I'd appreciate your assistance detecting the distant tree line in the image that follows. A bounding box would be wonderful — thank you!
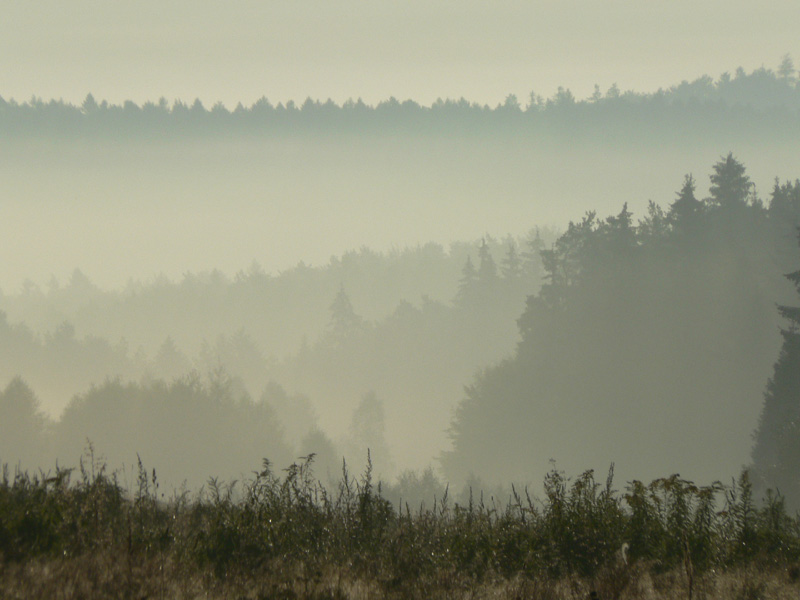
[1,59,799,139]
[0,234,547,454]
[0,368,405,492]
[0,232,549,486]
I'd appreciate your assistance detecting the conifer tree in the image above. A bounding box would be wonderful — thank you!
[602,202,637,254]
[708,153,751,210]
[668,174,704,233]
[752,229,800,503]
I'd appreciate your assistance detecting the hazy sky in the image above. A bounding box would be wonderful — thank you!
[2,0,800,292]
[2,0,798,108]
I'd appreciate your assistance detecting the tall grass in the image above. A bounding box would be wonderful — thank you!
[2,453,800,598]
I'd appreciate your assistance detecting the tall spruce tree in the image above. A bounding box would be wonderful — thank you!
[752,229,800,504]
[708,153,752,210]
[669,174,705,234]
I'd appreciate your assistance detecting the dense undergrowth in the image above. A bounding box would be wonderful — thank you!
[2,451,800,599]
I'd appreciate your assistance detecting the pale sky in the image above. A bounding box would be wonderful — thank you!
[2,0,800,292]
[2,0,798,108]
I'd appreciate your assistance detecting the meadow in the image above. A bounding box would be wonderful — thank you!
[2,451,799,599]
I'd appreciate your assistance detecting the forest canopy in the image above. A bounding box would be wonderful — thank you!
[1,59,799,139]
[444,155,800,501]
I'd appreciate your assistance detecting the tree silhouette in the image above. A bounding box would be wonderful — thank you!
[752,229,800,503]
[446,159,796,486]
[708,153,752,210]
[600,203,637,256]
[668,174,705,235]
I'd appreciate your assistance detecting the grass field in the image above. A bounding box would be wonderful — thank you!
[2,451,799,599]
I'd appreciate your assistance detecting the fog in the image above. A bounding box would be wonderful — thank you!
[2,135,797,292]
[2,59,800,506]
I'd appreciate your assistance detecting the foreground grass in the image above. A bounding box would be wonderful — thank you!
[2,452,800,599]
[2,559,800,599]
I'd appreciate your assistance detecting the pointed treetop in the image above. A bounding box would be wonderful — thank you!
[603,203,637,251]
[82,93,98,114]
[678,173,697,200]
[669,173,704,228]
[709,153,751,209]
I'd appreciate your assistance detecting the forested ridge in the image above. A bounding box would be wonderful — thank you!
[2,59,799,139]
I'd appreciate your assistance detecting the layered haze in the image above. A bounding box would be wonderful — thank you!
[3,136,798,291]
[2,1,800,503]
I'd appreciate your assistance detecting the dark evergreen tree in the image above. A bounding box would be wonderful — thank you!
[668,174,705,234]
[708,153,752,210]
[752,230,800,504]
[600,202,637,255]
[533,212,598,313]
